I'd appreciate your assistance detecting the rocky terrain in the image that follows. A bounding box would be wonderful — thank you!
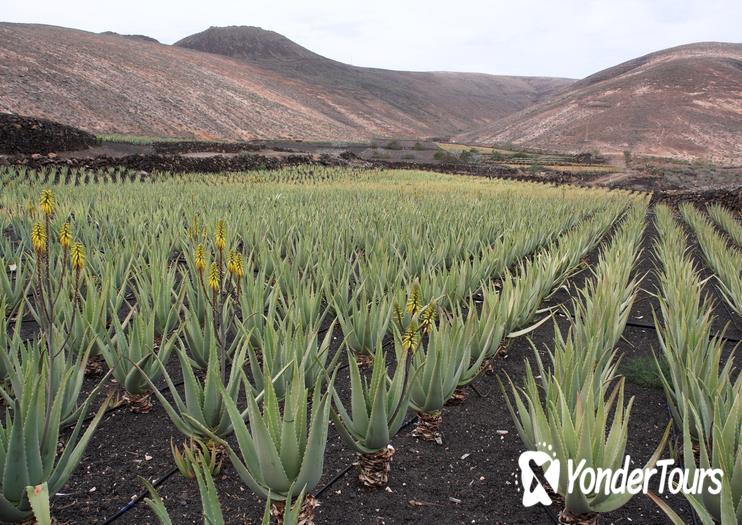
[0,23,571,141]
[457,43,742,165]
[0,113,97,154]
[1,23,739,166]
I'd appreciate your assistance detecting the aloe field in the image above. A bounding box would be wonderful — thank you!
[0,165,739,525]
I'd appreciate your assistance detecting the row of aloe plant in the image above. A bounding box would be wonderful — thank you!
[649,204,741,525]
[680,203,742,316]
[706,203,742,248]
[502,201,681,525]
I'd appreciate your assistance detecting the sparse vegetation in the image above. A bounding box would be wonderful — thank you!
[97,133,192,144]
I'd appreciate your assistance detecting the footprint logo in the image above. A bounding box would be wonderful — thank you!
[518,443,560,507]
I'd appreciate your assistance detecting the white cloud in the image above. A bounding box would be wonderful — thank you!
[2,0,740,77]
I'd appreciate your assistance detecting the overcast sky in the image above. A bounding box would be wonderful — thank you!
[3,0,740,78]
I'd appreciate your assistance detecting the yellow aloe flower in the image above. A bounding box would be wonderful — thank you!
[419,303,437,334]
[31,222,46,255]
[226,251,237,276]
[406,281,422,315]
[234,253,245,279]
[215,220,226,252]
[71,242,86,272]
[40,189,55,217]
[59,222,72,249]
[194,244,206,273]
[401,322,420,353]
[208,263,220,292]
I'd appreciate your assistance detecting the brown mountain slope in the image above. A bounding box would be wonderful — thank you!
[175,26,572,133]
[0,23,572,141]
[457,43,742,165]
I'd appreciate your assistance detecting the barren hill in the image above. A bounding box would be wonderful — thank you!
[175,26,572,131]
[0,23,571,141]
[457,43,742,165]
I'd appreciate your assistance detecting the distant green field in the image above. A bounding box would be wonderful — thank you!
[504,163,617,173]
[97,133,192,144]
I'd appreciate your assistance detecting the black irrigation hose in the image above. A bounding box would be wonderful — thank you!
[314,464,355,499]
[539,502,560,524]
[315,416,418,499]
[556,310,741,345]
[624,320,742,344]
[100,466,179,525]
[102,414,420,523]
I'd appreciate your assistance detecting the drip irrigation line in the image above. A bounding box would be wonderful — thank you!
[314,415,418,499]
[100,466,179,525]
[468,382,486,398]
[624,320,741,344]
[717,297,741,336]
[103,413,420,524]
[314,464,355,499]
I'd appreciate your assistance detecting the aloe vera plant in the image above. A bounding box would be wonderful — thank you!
[98,310,176,411]
[149,328,249,442]
[406,323,471,443]
[209,368,334,522]
[681,203,742,316]
[134,256,185,338]
[0,369,109,522]
[649,205,742,525]
[331,345,412,487]
[61,275,120,358]
[182,307,241,370]
[263,487,307,525]
[506,373,670,524]
[707,203,742,247]
[0,254,27,317]
[170,437,223,479]
[238,269,280,348]
[453,303,499,388]
[0,331,98,426]
[247,321,334,399]
[334,286,392,358]
[0,301,22,381]
[280,282,328,333]
[652,394,742,525]
[142,454,225,525]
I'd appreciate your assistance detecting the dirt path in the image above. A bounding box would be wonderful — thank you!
[590,169,634,186]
